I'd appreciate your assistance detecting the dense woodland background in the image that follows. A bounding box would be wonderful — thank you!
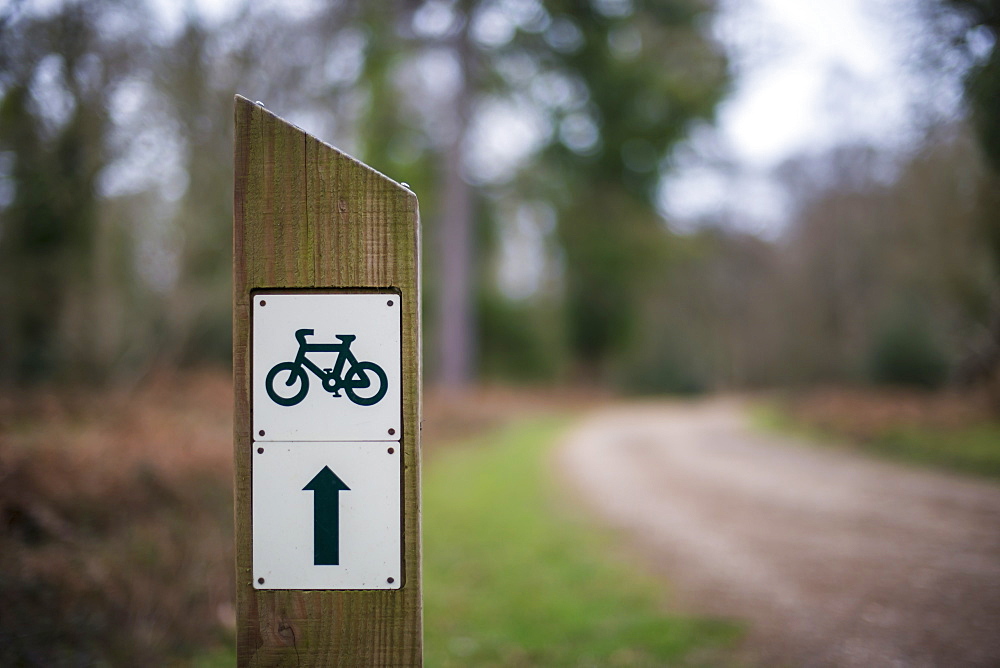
[1,0,999,399]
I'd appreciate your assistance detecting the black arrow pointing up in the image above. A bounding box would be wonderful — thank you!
[303,466,350,565]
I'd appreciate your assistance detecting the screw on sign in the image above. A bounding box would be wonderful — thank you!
[265,328,388,407]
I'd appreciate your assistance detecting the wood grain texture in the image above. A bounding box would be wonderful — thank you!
[233,95,422,666]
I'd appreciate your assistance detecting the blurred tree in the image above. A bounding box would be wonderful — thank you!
[939,0,1000,169]
[505,0,729,380]
[923,1,1000,399]
[774,132,993,387]
[0,0,151,382]
[318,0,729,386]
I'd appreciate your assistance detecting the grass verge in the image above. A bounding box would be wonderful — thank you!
[751,401,1000,480]
[423,417,740,667]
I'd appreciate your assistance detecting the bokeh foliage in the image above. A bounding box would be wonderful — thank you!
[0,0,729,388]
[0,0,998,395]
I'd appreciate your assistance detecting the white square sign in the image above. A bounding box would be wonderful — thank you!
[253,442,402,590]
[253,293,401,442]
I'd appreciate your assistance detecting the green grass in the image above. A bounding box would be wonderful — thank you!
[184,646,235,667]
[423,417,740,667]
[748,403,821,441]
[863,423,1000,479]
[751,403,1000,480]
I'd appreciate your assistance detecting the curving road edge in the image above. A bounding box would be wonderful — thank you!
[556,398,1000,667]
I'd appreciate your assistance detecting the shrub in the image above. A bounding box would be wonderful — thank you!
[868,303,949,388]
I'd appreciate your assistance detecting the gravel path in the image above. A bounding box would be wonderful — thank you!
[556,399,1000,667]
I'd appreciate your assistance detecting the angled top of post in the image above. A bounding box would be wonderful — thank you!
[233,94,421,291]
[234,94,416,199]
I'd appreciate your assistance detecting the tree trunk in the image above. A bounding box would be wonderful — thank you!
[436,35,475,388]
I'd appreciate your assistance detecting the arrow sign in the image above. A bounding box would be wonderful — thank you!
[252,443,401,589]
[303,466,351,565]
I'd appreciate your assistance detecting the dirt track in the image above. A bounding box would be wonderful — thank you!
[557,399,1000,667]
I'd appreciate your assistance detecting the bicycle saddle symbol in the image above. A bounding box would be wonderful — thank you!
[265,329,388,407]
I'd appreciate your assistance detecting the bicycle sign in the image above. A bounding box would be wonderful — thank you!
[253,293,401,442]
[266,329,388,407]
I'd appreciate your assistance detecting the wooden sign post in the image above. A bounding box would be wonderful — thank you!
[233,95,422,666]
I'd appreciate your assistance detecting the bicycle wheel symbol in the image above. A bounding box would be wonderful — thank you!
[342,361,388,406]
[265,362,309,406]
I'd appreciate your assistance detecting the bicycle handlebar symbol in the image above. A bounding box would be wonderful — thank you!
[265,329,388,407]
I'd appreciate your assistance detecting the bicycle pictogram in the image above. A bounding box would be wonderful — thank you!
[265,329,388,407]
